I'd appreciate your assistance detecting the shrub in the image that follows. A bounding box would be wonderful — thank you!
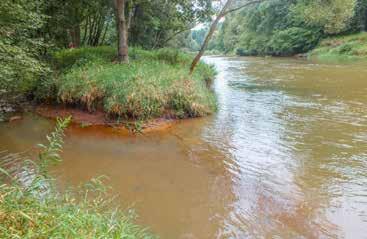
[268,27,321,56]
[310,32,367,59]
[52,46,116,70]
[237,33,270,56]
[0,0,50,97]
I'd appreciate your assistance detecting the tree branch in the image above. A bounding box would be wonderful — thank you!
[160,28,191,47]
[224,0,263,15]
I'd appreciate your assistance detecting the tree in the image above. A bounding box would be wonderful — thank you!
[295,0,357,34]
[41,0,113,48]
[127,0,212,49]
[114,0,129,63]
[190,0,263,74]
[80,0,113,46]
[112,0,213,63]
[0,0,49,96]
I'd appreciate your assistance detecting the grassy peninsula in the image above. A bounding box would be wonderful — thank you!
[36,47,216,121]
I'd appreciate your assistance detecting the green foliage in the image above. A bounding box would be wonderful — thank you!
[37,47,216,120]
[0,0,50,96]
[128,0,213,49]
[292,0,357,34]
[311,32,367,59]
[43,0,114,47]
[52,46,116,70]
[0,118,155,238]
[37,117,71,177]
[0,179,155,238]
[209,0,367,56]
[268,27,320,56]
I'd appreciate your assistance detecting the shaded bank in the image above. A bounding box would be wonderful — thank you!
[36,105,177,134]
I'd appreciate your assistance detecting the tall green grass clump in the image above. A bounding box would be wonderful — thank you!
[310,32,367,60]
[0,118,155,239]
[38,47,216,120]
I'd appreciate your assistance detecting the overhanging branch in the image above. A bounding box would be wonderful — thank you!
[223,0,264,15]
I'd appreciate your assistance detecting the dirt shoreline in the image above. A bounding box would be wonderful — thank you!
[36,105,177,134]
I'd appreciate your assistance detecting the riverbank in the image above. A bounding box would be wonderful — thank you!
[223,32,367,62]
[309,32,367,61]
[35,47,216,124]
[36,105,176,134]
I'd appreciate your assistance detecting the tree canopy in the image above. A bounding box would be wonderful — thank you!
[196,0,367,56]
[0,0,213,94]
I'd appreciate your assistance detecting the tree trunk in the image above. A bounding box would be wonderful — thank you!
[189,0,233,74]
[114,0,129,63]
[81,17,89,45]
[189,0,263,74]
[101,22,110,45]
[70,25,81,48]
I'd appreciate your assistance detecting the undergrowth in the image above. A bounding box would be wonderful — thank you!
[37,47,216,120]
[0,118,155,239]
[310,32,367,60]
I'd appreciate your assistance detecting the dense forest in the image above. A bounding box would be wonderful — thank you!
[188,0,367,56]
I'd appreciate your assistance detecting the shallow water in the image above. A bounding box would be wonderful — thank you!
[1,56,367,238]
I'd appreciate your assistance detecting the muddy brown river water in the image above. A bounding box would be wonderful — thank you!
[1,56,367,238]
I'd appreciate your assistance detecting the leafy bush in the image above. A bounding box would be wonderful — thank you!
[52,46,116,70]
[0,0,49,96]
[0,118,155,238]
[237,33,271,56]
[234,28,320,56]
[310,32,367,59]
[268,27,320,56]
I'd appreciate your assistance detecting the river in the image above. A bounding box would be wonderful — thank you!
[1,56,367,238]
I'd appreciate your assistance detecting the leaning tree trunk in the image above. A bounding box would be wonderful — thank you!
[189,0,233,74]
[114,0,129,63]
[190,0,263,74]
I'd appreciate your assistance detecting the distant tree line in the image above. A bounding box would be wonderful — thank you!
[187,0,367,56]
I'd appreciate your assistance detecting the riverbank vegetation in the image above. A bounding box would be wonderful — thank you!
[40,47,216,120]
[186,0,367,58]
[310,32,367,60]
[0,118,155,238]
[0,0,216,122]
